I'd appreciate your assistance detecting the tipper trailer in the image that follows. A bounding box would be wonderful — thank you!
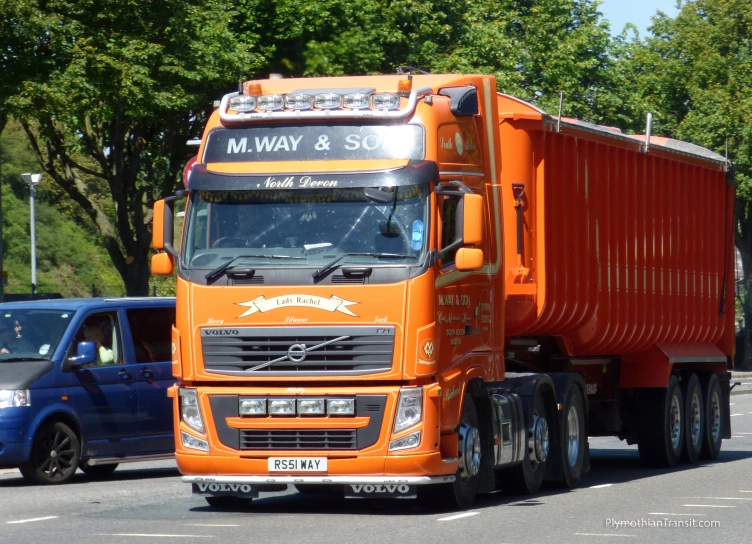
[152,74,735,509]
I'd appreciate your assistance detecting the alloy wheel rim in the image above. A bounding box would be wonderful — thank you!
[36,430,75,480]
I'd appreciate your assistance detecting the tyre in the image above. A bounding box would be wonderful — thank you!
[19,421,81,485]
[700,374,723,460]
[501,388,551,495]
[637,375,683,468]
[205,496,252,508]
[437,395,481,509]
[560,384,587,488]
[80,463,119,477]
[681,374,703,464]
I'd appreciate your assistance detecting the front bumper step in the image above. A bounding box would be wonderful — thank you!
[183,474,455,485]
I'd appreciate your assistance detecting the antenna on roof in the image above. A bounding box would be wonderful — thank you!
[644,112,653,153]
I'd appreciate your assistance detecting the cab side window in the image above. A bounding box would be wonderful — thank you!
[126,307,175,363]
[66,312,123,367]
[440,197,459,267]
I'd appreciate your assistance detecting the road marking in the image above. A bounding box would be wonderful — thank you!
[185,524,240,527]
[589,484,614,489]
[693,497,752,501]
[649,513,705,516]
[732,436,745,438]
[437,511,480,521]
[730,413,743,417]
[682,504,736,508]
[735,432,752,435]
[98,535,214,539]
[7,516,58,524]
[574,533,635,538]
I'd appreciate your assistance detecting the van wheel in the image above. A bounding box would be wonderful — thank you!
[700,374,723,460]
[502,388,551,495]
[80,463,119,477]
[205,496,252,508]
[437,395,481,509]
[19,421,81,485]
[560,384,586,488]
[638,375,683,467]
[681,374,703,464]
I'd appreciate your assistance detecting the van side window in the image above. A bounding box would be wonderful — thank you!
[126,308,176,363]
[66,312,123,366]
[440,197,459,266]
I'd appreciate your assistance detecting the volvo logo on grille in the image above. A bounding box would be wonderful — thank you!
[203,329,239,336]
[287,343,307,363]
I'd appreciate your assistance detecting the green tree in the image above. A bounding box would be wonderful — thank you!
[613,0,751,367]
[6,0,262,295]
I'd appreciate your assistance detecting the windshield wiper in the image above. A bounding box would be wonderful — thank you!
[312,252,412,281]
[205,254,303,283]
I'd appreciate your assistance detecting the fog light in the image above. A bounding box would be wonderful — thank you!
[297,398,326,415]
[229,95,257,112]
[181,431,209,451]
[344,93,371,109]
[371,93,401,110]
[327,398,355,416]
[257,95,284,111]
[284,94,314,110]
[269,399,296,415]
[389,431,421,451]
[239,398,266,416]
[315,93,343,109]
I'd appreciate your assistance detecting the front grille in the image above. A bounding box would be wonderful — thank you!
[201,326,395,375]
[240,429,357,450]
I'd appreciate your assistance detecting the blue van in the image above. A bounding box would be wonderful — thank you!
[0,297,176,484]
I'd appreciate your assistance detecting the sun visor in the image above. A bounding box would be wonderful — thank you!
[187,161,439,191]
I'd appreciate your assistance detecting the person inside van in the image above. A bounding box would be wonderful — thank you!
[0,318,34,354]
[84,323,115,365]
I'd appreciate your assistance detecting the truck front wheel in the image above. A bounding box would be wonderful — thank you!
[560,384,586,488]
[437,395,481,509]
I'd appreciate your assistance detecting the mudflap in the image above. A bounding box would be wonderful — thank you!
[192,482,259,500]
[344,483,417,499]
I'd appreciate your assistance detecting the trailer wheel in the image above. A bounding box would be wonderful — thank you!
[560,384,586,488]
[681,374,703,464]
[502,389,550,495]
[438,395,481,509]
[638,375,683,467]
[699,374,723,460]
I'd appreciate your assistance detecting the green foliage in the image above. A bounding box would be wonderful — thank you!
[0,121,124,296]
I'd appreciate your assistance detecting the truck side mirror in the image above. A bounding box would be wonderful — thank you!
[460,193,483,246]
[152,252,174,276]
[455,248,483,271]
[152,192,185,257]
[66,341,96,369]
[435,181,484,264]
[153,199,167,250]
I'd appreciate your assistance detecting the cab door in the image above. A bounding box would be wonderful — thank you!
[63,310,139,458]
[123,305,176,455]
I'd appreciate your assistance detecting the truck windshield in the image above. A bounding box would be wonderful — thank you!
[182,184,429,269]
[0,309,75,361]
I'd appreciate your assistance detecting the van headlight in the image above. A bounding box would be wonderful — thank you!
[393,387,422,433]
[0,390,30,409]
[179,388,204,433]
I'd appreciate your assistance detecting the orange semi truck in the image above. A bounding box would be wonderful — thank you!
[152,74,735,509]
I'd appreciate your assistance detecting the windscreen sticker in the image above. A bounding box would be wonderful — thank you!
[237,295,359,318]
[412,220,425,250]
[39,344,50,355]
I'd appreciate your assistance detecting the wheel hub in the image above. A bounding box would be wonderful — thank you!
[458,423,481,480]
[531,414,549,464]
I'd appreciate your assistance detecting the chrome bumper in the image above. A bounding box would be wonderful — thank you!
[183,474,455,485]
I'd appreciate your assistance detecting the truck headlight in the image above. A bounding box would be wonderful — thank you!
[327,398,355,416]
[179,388,204,433]
[393,387,422,433]
[0,390,30,409]
[297,398,325,415]
[239,398,267,416]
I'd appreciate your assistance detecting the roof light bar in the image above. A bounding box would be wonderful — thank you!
[218,86,433,123]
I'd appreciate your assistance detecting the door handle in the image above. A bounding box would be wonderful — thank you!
[140,368,154,379]
[119,370,132,380]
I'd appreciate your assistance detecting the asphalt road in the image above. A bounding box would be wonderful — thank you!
[2,393,752,544]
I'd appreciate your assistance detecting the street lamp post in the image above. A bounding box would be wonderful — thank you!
[21,173,41,295]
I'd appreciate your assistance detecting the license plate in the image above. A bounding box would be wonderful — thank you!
[268,457,328,472]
